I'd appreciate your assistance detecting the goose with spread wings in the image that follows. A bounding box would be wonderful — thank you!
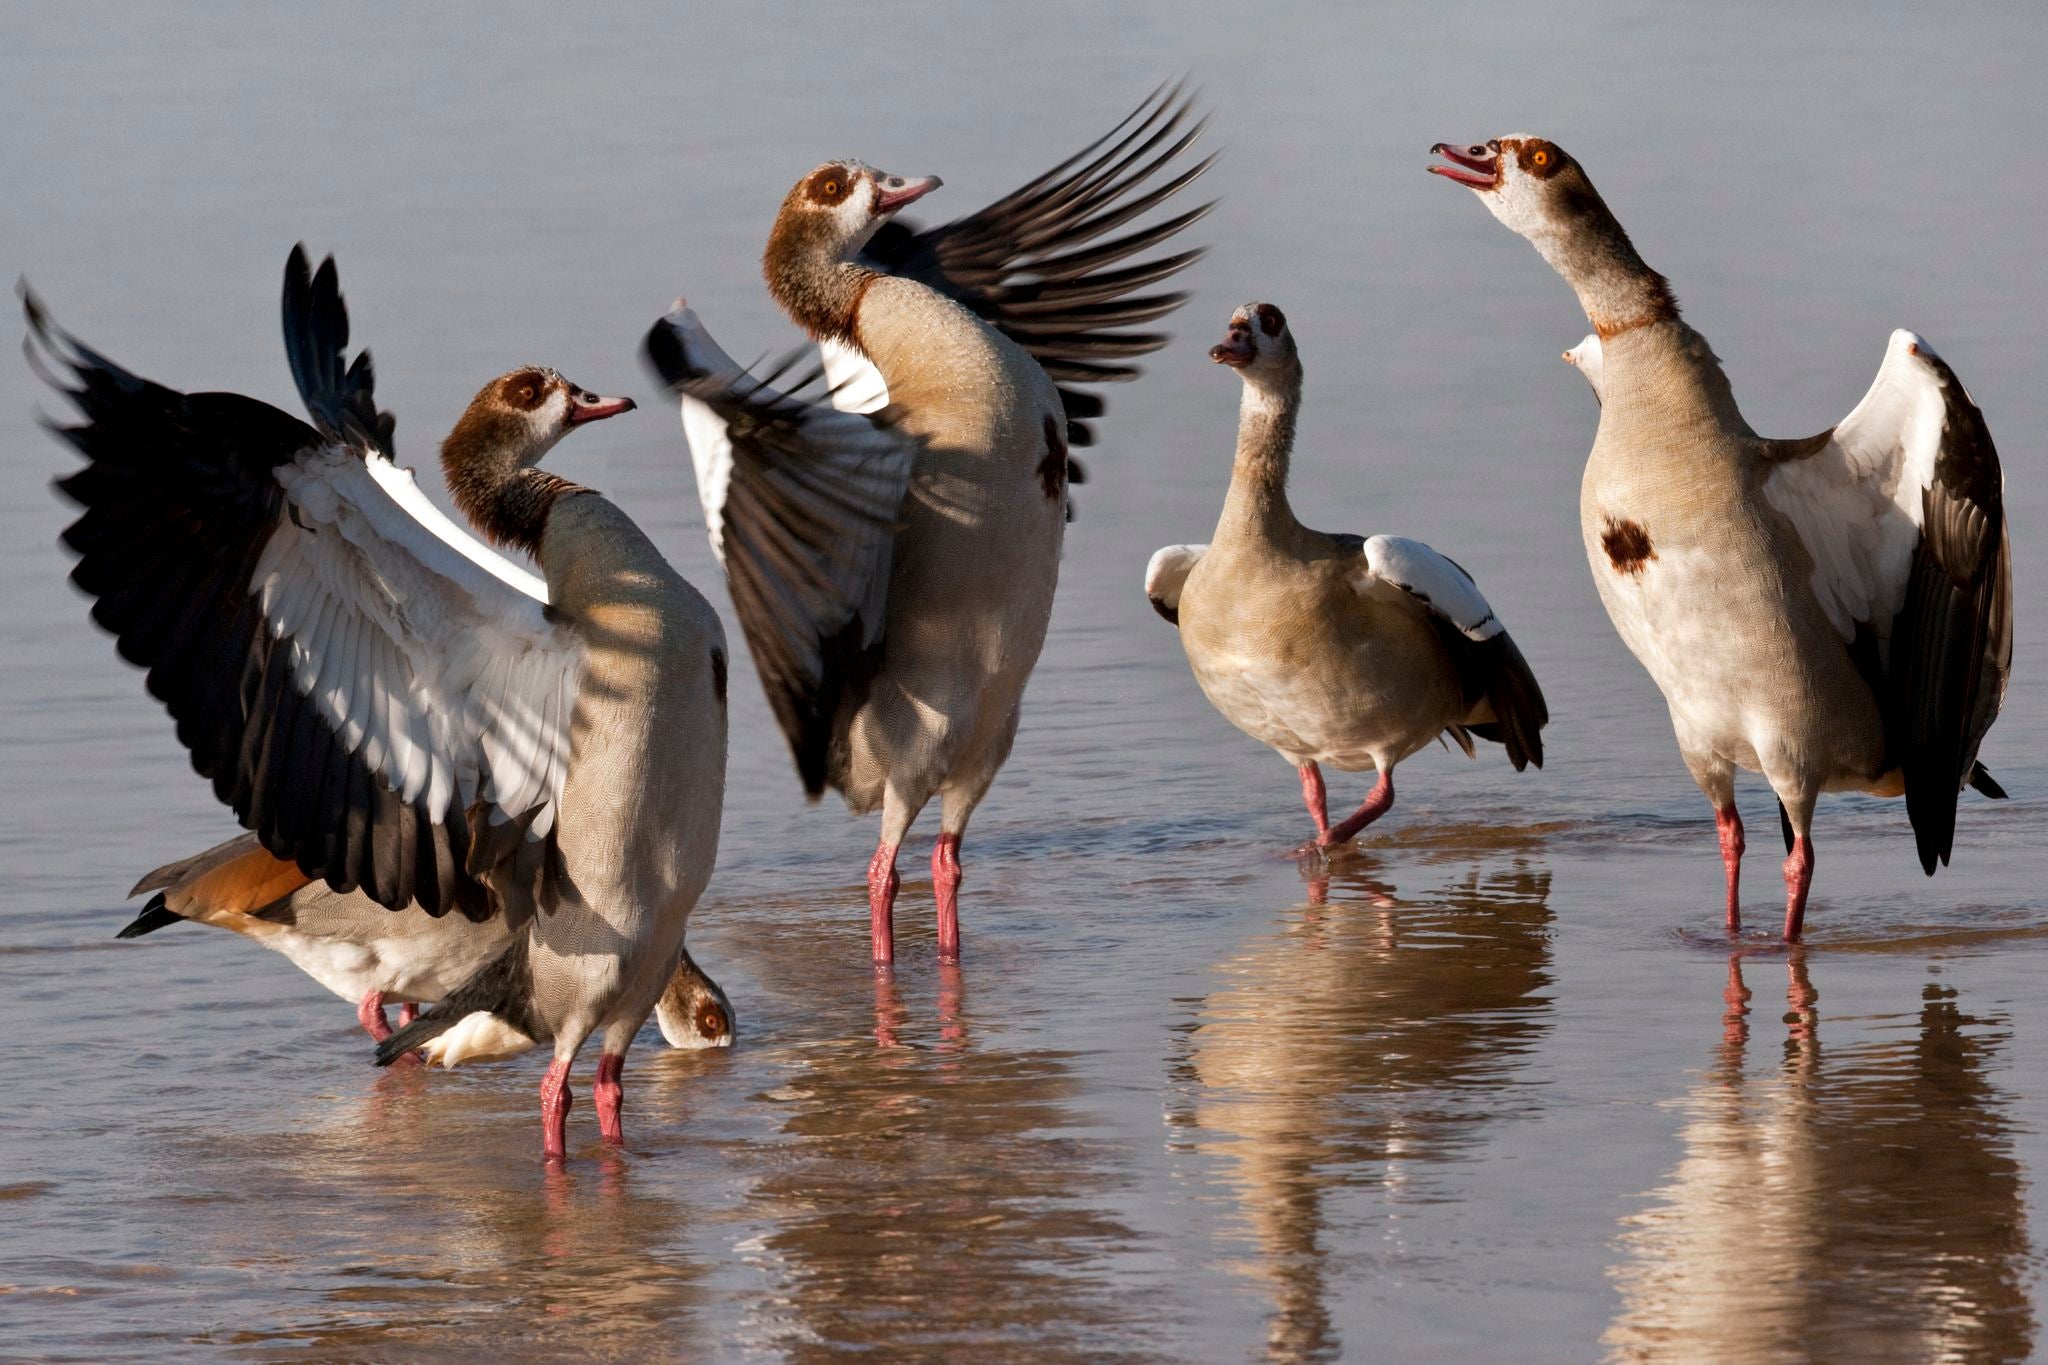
[646,86,1212,966]
[1149,303,1548,851]
[1432,135,2010,939]
[35,247,727,1160]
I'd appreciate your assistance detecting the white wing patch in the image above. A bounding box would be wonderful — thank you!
[1759,329,1946,646]
[1563,333,1604,401]
[262,444,582,842]
[363,455,547,602]
[819,335,890,415]
[1358,535,1503,641]
[1144,543,1206,615]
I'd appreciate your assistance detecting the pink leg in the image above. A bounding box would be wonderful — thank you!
[356,989,393,1042]
[1298,763,1330,840]
[541,1058,573,1162]
[1715,806,1745,934]
[933,834,963,963]
[868,842,900,966]
[397,1002,420,1027]
[593,1052,625,1145]
[1782,834,1815,942]
[1323,772,1394,846]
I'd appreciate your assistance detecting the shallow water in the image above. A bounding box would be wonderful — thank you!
[3,3,2046,1361]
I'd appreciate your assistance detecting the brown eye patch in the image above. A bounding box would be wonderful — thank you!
[805,165,852,205]
[497,368,549,410]
[1254,303,1287,337]
[1517,140,1566,178]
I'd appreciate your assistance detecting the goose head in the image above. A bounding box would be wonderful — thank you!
[1563,333,1605,403]
[1210,301,1300,388]
[1428,136,1595,241]
[441,367,635,543]
[654,949,737,1050]
[763,162,941,325]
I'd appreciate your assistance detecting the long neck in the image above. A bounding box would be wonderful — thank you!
[444,445,583,560]
[763,225,874,346]
[1527,195,1678,340]
[1215,370,1302,542]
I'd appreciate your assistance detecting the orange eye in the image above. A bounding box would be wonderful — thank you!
[519,385,536,403]
[1532,150,1550,167]
[822,179,839,196]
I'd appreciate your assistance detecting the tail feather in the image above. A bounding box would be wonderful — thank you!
[1968,760,2007,800]
[373,936,538,1066]
[115,896,186,939]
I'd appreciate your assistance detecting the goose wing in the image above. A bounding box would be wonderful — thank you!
[1143,543,1207,624]
[1760,329,2011,870]
[37,246,583,921]
[645,306,916,797]
[858,81,1215,455]
[1347,534,1548,771]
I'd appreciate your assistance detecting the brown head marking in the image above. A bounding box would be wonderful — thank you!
[1254,303,1287,337]
[1602,517,1656,575]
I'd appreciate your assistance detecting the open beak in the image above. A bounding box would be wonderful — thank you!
[872,172,942,214]
[1209,323,1256,368]
[565,390,637,425]
[1430,142,1501,190]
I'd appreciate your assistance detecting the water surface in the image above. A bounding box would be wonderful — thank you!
[3,3,2045,1360]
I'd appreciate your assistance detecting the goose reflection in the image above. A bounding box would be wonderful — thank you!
[1605,952,2035,1363]
[152,1072,715,1357]
[729,901,1148,1360]
[1175,857,1555,1361]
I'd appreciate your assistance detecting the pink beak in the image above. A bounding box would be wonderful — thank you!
[565,391,636,425]
[872,173,942,214]
[1429,142,1501,190]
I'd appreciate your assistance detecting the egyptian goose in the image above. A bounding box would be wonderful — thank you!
[34,246,728,1159]
[1147,303,1548,849]
[1431,137,2012,938]
[121,831,734,1051]
[647,87,1212,966]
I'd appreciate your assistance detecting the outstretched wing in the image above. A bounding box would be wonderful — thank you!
[858,81,1215,454]
[35,246,583,920]
[646,306,917,797]
[1760,329,2011,871]
[1350,534,1548,771]
[1143,543,1206,624]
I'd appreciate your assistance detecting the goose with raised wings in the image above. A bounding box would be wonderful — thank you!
[1431,137,2011,939]
[647,87,1211,966]
[35,247,727,1158]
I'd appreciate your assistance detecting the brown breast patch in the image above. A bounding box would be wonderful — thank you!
[1601,517,1656,575]
[1038,415,1068,502]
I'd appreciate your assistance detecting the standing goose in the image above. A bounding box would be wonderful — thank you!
[647,88,1212,966]
[120,831,735,1051]
[1147,303,1547,848]
[1430,137,2011,938]
[34,247,727,1158]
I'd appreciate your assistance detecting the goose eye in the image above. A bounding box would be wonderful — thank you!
[1532,150,1550,168]
[520,385,537,403]
[822,179,839,197]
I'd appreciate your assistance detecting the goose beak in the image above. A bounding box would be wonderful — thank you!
[872,173,942,214]
[566,390,637,425]
[1209,324,1256,369]
[1430,142,1501,190]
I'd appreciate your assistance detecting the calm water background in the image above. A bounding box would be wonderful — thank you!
[3,3,2045,1361]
